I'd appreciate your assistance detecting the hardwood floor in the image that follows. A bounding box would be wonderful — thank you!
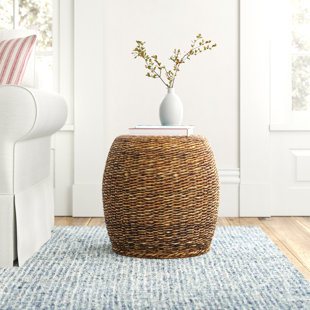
[55,216,310,281]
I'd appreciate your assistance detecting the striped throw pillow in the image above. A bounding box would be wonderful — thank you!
[0,35,36,85]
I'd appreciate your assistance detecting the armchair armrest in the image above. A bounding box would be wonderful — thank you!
[0,85,67,194]
[0,85,67,141]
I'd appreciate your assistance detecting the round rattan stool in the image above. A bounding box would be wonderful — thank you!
[102,135,219,259]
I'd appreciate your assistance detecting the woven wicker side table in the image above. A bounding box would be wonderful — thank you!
[102,135,219,259]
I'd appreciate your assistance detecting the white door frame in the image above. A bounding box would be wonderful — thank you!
[72,0,105,217]
[239,0,271,217]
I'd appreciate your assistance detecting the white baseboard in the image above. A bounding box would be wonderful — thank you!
[240,183,271,217]
[218,169,240,217]
[218,169,240,184]
[219,183,239,217]
[72,184,104,217]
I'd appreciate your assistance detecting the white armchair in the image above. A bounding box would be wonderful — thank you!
[0,30,67,267]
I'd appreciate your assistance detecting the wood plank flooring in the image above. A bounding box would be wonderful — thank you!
[55,216,310,281]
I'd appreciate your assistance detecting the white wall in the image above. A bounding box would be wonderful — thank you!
[239,0,272,217]
[70,0,240,216]
[100,0,240,216]
[101,0,239,170]
[73,0,105,216]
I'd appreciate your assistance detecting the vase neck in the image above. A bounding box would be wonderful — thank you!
[167,87,175,94]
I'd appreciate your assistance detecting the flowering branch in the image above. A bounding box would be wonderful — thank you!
[132,34,216,88]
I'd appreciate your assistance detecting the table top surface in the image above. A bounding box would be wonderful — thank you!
[117,134,207,141]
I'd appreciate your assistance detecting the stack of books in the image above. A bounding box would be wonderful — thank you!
[129,125,194,136]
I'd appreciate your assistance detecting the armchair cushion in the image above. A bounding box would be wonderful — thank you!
[0,35,36,85]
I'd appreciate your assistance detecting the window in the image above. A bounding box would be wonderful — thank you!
[292,0,310,111]
[0,0,54,90]
[269,0,310,129]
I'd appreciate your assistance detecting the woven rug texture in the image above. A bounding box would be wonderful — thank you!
[0,226,310,309]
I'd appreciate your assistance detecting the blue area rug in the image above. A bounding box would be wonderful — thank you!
[0,226,310,309]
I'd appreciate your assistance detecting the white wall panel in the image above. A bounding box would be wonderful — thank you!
[53,131,73,216]
[239,0,272,217]
[73,0,105,216]
[58,0,74,125]
[218,169,239,217]
[52,0,74,216]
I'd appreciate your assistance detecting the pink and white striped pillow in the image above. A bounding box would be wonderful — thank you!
[0,35,36,85]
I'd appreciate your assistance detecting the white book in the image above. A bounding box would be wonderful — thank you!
[129,125,194,136]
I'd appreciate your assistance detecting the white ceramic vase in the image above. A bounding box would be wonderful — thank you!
[159,88,183,126]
